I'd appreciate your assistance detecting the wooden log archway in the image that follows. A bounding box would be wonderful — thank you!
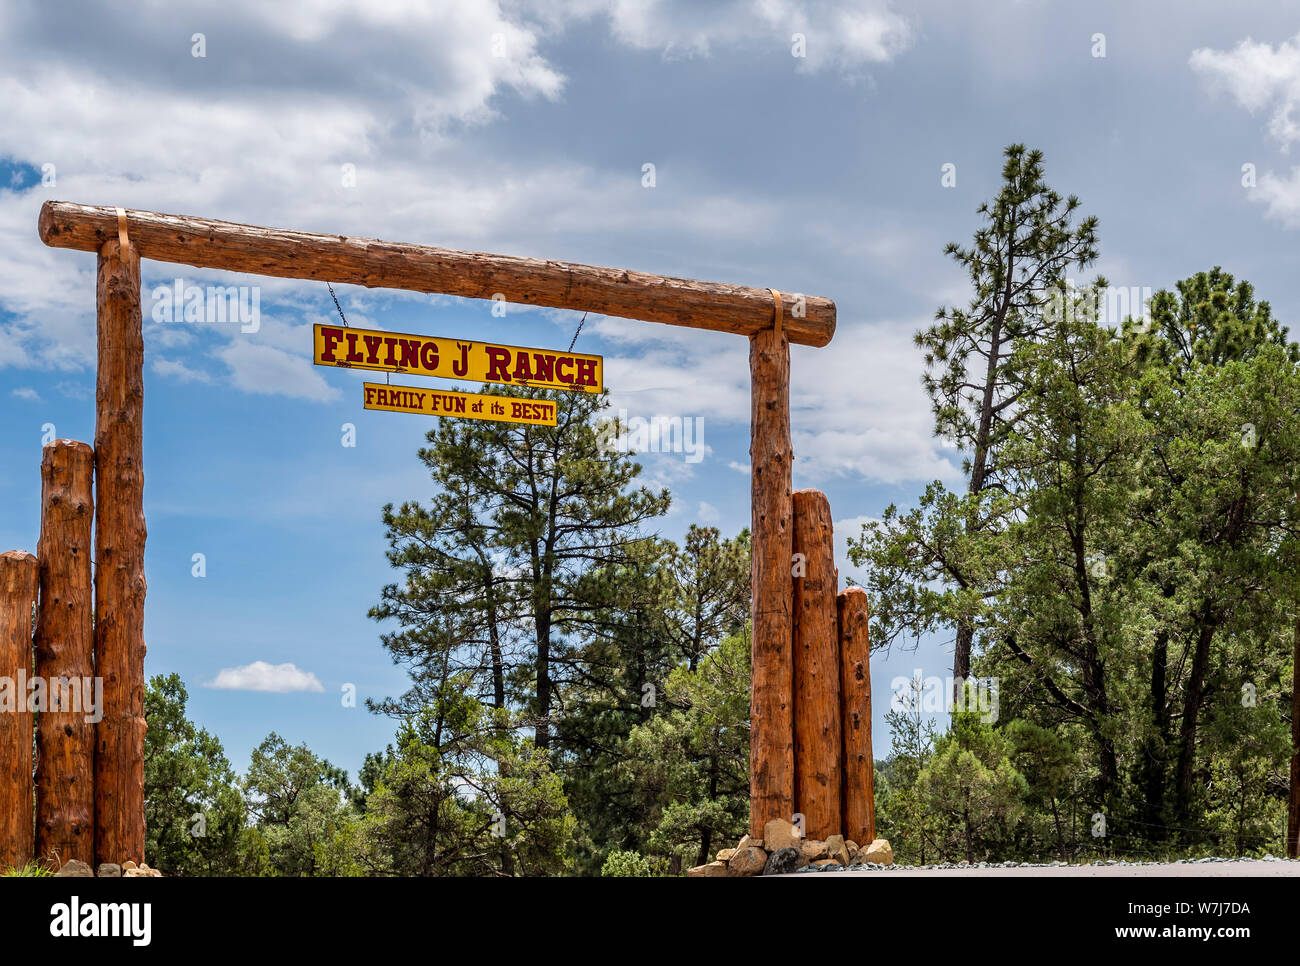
[38,200,838,849]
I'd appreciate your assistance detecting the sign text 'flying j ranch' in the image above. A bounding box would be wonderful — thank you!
[312,323,603,427]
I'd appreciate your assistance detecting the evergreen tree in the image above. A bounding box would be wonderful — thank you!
[143,674,246,876]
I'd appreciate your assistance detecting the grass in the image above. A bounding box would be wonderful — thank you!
[2,861,55,877]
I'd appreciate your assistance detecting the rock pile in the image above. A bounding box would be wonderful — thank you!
[53,859,162,878]
[687,819,893,877]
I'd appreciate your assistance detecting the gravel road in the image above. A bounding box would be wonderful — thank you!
[788,859,1300,877]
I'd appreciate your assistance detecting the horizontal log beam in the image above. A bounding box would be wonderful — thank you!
[38,201,836,347]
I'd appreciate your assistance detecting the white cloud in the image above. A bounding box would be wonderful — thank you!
[599,309,959,485]
[215,341,340,402]
[0,0,920,448]
[1191,33,1300,150]
[1191,34,1300,227]
[1252,166,1300,228]
[10,386,40,401]
[205,661,325,693]
[535,0,912,72]
[151,357,212,384]
[790,319,963,485]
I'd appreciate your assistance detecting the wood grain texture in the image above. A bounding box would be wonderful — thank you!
[748,326,794,837]
[33,441,95,867]
[0,550,39,870]
[94,240,148,867]
[838,586,875,846]
[792,489,840,840]
[39,201,835,347]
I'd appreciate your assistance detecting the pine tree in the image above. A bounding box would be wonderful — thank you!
[914,144,1099,687]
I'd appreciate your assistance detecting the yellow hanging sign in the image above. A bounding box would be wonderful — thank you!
[362,383,559,426]
[314,324,601,393]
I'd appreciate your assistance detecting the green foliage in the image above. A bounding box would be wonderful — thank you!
[143,674,246,875]
[626,629,751,871]
[2,861,54,877]
[600,850,656,877]
[367,382,748,875]
[355,700,573,877]
[240,732,360,877]
[857,145,1300,862]
[916,714,1028,862]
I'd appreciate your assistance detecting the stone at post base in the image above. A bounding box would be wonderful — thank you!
[97,863,122,878]
[799,838,829,862]
[54,859,93,877]
[763,847,806,876]
[728,846,768,876]
[851,838,894,866]
[825,834,851,866]
[763,817,801,853]
[687,860,731,878]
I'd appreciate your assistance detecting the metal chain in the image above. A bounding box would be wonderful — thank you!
[327,282,348,327]
[568,311,587,352]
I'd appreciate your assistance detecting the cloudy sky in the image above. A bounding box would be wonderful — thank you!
[2,0,1299,775]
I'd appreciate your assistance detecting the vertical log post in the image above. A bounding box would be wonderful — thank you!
[838,586,875,845]
[94,237,148,866]
[748,322,794,838]
[791,489,841,839]
[34,441,96,866]
[0,551,39,870]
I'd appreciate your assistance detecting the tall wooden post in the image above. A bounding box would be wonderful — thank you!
[34,441,96,866]
[0,550,39,870]
[748,323,794,838]
[94,237,148,866]
[792,489,840,839]
[838,586,875,845]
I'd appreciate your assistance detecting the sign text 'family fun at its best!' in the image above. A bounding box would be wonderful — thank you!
[362,383,558,426]
[313,324,602,393]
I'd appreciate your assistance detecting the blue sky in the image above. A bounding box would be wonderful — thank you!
[3,0,1300,777]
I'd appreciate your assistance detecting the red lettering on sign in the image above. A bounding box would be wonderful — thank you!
[533,353,555,383]
[486,347,512,382]
[556,358,574,384]
[363,335,383,364]
[514,352,534,382]
[320,326,344,362]
[575,358,597,387]
[420,341,439,371]
[398,339,420,369]
[345,332,364,363]
[383,337,399,367]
